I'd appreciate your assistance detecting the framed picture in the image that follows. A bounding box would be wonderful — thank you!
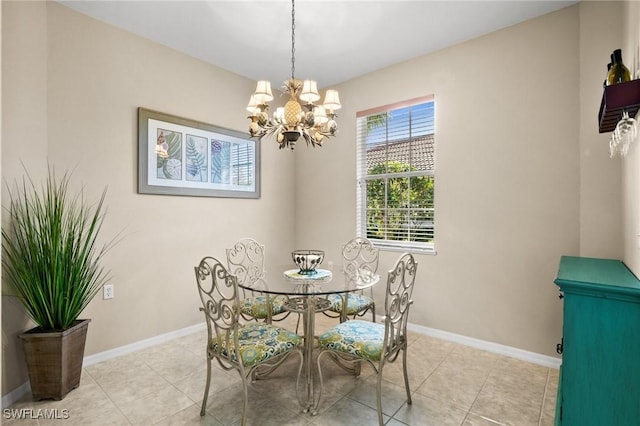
[138,108,260,198]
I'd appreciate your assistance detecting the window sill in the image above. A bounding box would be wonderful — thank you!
[372,242,437,256]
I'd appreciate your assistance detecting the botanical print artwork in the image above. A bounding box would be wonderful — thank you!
[211,140,231,184]
[156,128,183,180]
[140,108,259,198]
[186,134,208,182]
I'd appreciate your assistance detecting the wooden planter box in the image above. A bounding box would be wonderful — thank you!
[19,319,91,400]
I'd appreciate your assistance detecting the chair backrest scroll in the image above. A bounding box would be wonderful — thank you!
[342,237,379,276]
[195,256,239,353]
[226,238,266,286]
[384,253,417,345]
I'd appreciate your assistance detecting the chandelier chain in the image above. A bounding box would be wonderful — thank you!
[291,0,296,80]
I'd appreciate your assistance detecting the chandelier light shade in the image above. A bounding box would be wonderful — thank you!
[246,0,341,150]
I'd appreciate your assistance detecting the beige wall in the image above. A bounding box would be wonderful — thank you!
[580,2,624,258]
[295,2,621,357]
[1,1,296,396]
[1,0,49,398]
[622,1,640,276]
[0,0,631,397]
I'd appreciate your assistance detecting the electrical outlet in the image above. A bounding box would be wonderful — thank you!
[103,284,114,300]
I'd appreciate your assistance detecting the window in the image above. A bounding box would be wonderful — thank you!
[356,96,435,253]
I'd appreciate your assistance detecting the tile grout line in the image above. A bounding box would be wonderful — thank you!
[124,344,198,425]
[84,367,135,425]
[538,368,551,426]
[460,354,506,426]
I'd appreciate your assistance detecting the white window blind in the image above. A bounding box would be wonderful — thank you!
[356,96,435,253]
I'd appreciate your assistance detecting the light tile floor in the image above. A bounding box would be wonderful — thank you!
[5,314,558,425]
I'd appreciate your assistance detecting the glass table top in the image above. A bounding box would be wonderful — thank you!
[238,265,380,296]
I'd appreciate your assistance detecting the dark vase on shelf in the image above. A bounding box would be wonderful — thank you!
[607,49,631,85]
[603,62,612,88]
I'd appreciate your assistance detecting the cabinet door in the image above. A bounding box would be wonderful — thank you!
[561,292,640,425]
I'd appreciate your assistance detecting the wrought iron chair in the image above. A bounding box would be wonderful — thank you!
[195,256,303,425]
[324,237,379,322]
[226,238,290,324]
[314,253,417,425]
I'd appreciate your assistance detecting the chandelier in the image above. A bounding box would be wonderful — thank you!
[246,0,341,150]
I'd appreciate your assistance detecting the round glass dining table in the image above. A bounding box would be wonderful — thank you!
[237,266,380,414]
[243,267,378,295]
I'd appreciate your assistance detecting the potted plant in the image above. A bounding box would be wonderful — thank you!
[2,168,114,400]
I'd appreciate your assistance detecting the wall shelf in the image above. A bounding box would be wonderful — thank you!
[598,79,640,133]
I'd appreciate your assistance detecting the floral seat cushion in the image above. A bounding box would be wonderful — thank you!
[318,319,384,362]
[240,294,288,319]
[210,323,302,367]
[326,293,374,315]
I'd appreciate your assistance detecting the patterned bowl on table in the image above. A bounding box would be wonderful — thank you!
[291,250,324,275]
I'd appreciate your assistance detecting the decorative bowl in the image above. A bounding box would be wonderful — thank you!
[291,250,324,275]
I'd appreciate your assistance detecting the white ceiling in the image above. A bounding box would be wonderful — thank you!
[58,0,578,88]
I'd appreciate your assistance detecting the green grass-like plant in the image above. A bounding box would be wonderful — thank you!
[2,168,113,331]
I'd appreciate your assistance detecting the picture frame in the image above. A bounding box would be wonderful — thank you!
[137,107,260,199]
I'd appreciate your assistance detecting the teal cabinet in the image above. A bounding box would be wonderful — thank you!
[554,256,640,426]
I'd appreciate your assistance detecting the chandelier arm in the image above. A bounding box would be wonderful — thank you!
[301,132,322,148]
[259,123,285,140]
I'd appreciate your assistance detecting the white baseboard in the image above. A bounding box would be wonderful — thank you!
[82,322,206,367]
[3,320,561,408]
[1,381,30,410]
[408,323,562,369]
